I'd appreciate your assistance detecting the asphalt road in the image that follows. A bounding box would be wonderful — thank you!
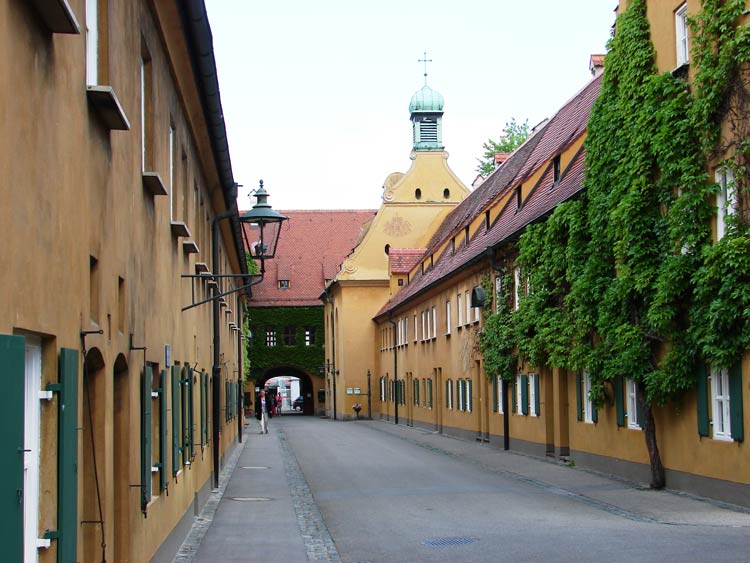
[280,416,750,563]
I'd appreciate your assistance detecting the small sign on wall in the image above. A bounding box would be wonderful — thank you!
[165,344,171,367]
[346,388,353,395]
[354,388,361,394]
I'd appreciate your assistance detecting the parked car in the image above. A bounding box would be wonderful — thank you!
[293,396,304,411]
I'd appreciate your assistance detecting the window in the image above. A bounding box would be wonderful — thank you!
[427,379,433,409]
[494,276,503,313]
[513,266,522,311]
[265,327,277,347]
[496,376,504,414]
[716,167,736,240]
[457,293,463,326]
[380,377,386,402]
[85,0,99,85]
[89,255,99,324]
[398,278,404,286]
[140,51,153,172]
[414,379,420,406]
[515,186,523,209]
[282,326,296,346]
[304,327,315,346]
[711,367,732,441]
[675,3,689,67]
[446,379,453,409]
[466,379,473,412]
[421,311,426,341]
[465,291,471,326]
[529,373,538,416]
[413,315,418,343]
[457,379,465,411]
[626,379,641,429]
[405,317,409,343]
[432,306,437,339]
[279,279,290,289]
[516,374,524,415]
[445,301,451,335]
[583,372,594,423]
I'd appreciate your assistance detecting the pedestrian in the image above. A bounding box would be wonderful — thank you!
[276,393,282,415]
[255,389,272,434]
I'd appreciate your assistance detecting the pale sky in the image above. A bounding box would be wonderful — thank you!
[205,1,616,211]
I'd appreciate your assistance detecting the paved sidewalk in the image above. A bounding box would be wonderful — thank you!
[173,417,340,563]
[365,419,750,527]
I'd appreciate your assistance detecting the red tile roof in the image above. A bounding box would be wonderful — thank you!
[242,210,376,307]
[375,75,602,319]
[389,248,426,274]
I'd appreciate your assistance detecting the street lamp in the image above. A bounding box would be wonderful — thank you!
[183,180,287,487]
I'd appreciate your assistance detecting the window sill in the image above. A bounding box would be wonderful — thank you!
[142,171,168,196]
[170,221,191,238]
[30,0,81,33]
[712,434,734,442]
[87,85,130,130]
[183,240,200,254]
[672,62,690,79]
[195,262,210,274]
[627,424,642,431]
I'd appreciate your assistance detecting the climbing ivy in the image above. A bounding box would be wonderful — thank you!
[480,0,750,489]
[478,270,517,382]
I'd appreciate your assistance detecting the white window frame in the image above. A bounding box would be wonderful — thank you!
[404,317,409,344]
[495,276,503,312]
[516,374,523,414]
[458,379,465,411]
[420,311,426,341]
[447,379,453,409]
[457,293,463,327]
[380,377,385,402]
[675,3,689,67]
[496,376,504,414]
[85,0,99,85]
[583,371,594,424]
[716,167,736,241]
[445,300,451,335]
[529,373,538,417]
[24,337,43,561]
[465,290,471,326]
[432,306,437,339]
[711,367,732,441]
[413,314,418,343]
[467,379,473,412]
[626,378,641,430]
[513,266,522,311]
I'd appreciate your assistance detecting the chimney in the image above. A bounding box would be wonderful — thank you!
[494,152,510,167]
[590,54,605,77]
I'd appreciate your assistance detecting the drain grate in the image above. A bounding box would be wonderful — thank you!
[422,536,479,547]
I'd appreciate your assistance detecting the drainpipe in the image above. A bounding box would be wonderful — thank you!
[237,299,243,444]
[388,313,398,425]
[485,247,510,451]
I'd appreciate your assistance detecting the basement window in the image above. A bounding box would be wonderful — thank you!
[278,280,290,289]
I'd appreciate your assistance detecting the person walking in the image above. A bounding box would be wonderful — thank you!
[255,389,272,434]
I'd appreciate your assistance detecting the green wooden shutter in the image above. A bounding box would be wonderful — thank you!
[636,384,645,428]
[492,376,498,413]
[57,348,79,563]
[141,366,153,513]
[533,374,541,415]
[521,374,529,415]
[171,365,181,476]
[445,381,450,408]
[512,377,517,413]
[729,361,744,442]
[0,335,25,563]
[187,368,195,461]
[696,363,709,437]
[200,372,206,447]
[615,375,625,427]
[182,366,190,465]
[225,380,229,422]
[576,373,583,421]
[159,369,167,492]
[428,379,433,408]
[592,400,598,424]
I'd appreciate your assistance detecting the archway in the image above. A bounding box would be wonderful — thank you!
[112,354,130,563]
[255,366,317,416]
[81,347,106,563]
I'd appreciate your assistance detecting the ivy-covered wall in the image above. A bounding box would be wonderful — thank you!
[246,306,325,381]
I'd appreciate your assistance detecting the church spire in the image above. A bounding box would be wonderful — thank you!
[409,53,444,151]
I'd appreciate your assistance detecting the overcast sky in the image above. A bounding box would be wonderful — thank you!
[205,1,616,211]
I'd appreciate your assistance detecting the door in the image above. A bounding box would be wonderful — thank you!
[24,337,42,563]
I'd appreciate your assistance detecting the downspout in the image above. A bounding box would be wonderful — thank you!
[486,247,510,451]
[388,312,398,425]
[322,288,337,420]
[237,296,243,444]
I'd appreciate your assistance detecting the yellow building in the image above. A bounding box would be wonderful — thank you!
[322,79,470,420]
[367,0,750,508]
[1,1,247,561]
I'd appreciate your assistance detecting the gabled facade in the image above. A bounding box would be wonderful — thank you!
[322,81,471,420]
[1,2,246,561]
[244,210,376,415]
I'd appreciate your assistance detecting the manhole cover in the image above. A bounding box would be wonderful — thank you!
[422,536,479,547]
[230,497,272,502]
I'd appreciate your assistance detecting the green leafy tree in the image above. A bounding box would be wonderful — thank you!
[476,118,530,176]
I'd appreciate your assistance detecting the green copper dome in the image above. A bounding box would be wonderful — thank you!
[409,84,444,113]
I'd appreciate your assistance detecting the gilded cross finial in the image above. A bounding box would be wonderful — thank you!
[418,51,432,83]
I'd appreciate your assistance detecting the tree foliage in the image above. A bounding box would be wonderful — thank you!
[476,118,530,176]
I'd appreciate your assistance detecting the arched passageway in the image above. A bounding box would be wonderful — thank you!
[253,366,318,416]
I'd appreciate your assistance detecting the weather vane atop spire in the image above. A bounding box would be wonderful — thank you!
[418,51,432,83]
